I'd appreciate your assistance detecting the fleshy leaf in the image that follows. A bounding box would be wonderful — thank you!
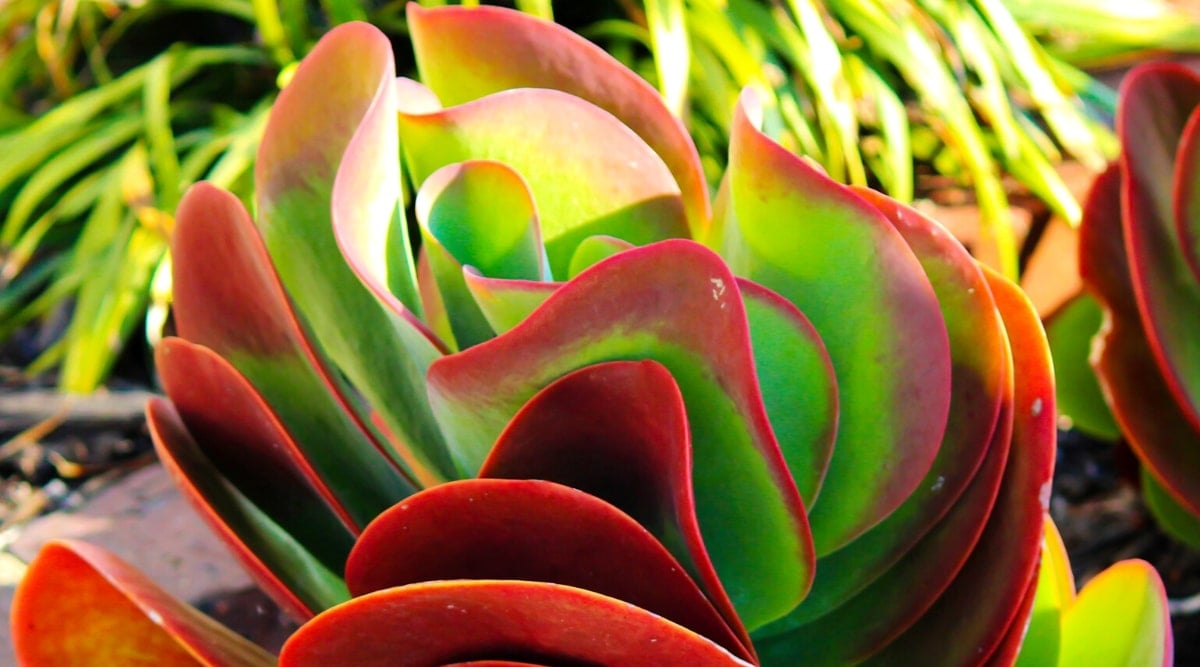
[397,85,689,279]
[406,3,710,236]
[12,540,276,667]
[463,269,558,335]
[859,266,1055,665]
[279,581,752,667]
[148,398,351,618]
[754,381,1011,665]
[1176,104,1200,284]
[478,361,749,654]
[428,239,813,630]
[155,338,356,567]
[1059,560,1172,667]
[568,235,635,279]
[329,34,423,322]
[1045,292,1121,440]
[255,21,455,480]
[1082,163,1200,515]
[172,184,416,524]
[1119,63,1200,430]
[1142,465,1200,550]
[738,279,837,506]
[721,88,951,554]
[761,191,1011,631]
[415,160,547,349]
[986,574,1041,667]
[345,477,750,662]
[1013,516,1075,667]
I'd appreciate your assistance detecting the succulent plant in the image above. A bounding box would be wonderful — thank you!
[12,5,1172,666]
[1065,63,1200,537]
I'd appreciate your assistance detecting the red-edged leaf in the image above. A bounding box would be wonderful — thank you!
[462,269,558,335]
[860,266,1055,665]
[414,160,547,349]
[721,88,951,555]
[12,540,275,666]
[279,581,752,667]
[172,184,415,524]
[255,21,454,481]
[1082,163,1200,515]
[345,477,751,662]
[477,361,750,656]
[1119,63,1200,430]
[983,573,1040,666]
[396,85,688,279]
[754,383,1011,664]
[148,398,349,619]
[1059,560,1173,667]
[155,338,356,561]
[1176,105,1200,284]
[406,3,710,237]
[773,190,1009,625]
[738,278,837,506]
[328,30,423,326]
[428,239,813,630]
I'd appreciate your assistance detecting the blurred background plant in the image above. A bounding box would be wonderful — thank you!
[3,0,1200,394]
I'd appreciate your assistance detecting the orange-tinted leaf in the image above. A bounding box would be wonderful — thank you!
[12,540,275,666]
[279,581,752,667]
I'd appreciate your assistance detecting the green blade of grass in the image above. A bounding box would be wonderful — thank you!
[644,0,689,117]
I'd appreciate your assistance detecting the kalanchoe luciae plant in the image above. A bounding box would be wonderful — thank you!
[1063,62,1200,543]
[12,5,1172,666]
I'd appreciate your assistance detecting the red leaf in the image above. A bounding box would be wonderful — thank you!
[12,540,275,666]
[345,476,751,662]
[279,580,752,667]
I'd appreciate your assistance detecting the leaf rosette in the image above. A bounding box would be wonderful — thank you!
[10,6,1170,666]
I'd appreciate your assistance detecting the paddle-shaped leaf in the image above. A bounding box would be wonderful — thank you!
[1176,104,1200,284]
[280,581,752,667]
[720,88,951,555]
[1082,163,1200,515]
[148,398,350,618]
[396,86,689,279]
[415,160,547,349]
[478,360,749,653]
[859,266,1054,665]
[155,338,356,566]
[428,239,812,630]
[406,3,710,235]
[1119,63,1200,430]
[345,477,751,662]
[255,21,454,481]
[1013,517,1073,667]
[172,184,416,524]
[12,540,275,667]
[767,191,1007,627]
[1059,560,1172,667]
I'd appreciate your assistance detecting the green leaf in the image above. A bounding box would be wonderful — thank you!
[255,21,455,481]
[148,398,351,617]
[427,240,814,630]
[1142,465,1200,550]
[173,184,417,526]
[396,85,689,279]
[1059,560,1172,667]
[407,3,710,237]
[1045,292,1121,440]
[414,160,548,349]
[720,89,951,555]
